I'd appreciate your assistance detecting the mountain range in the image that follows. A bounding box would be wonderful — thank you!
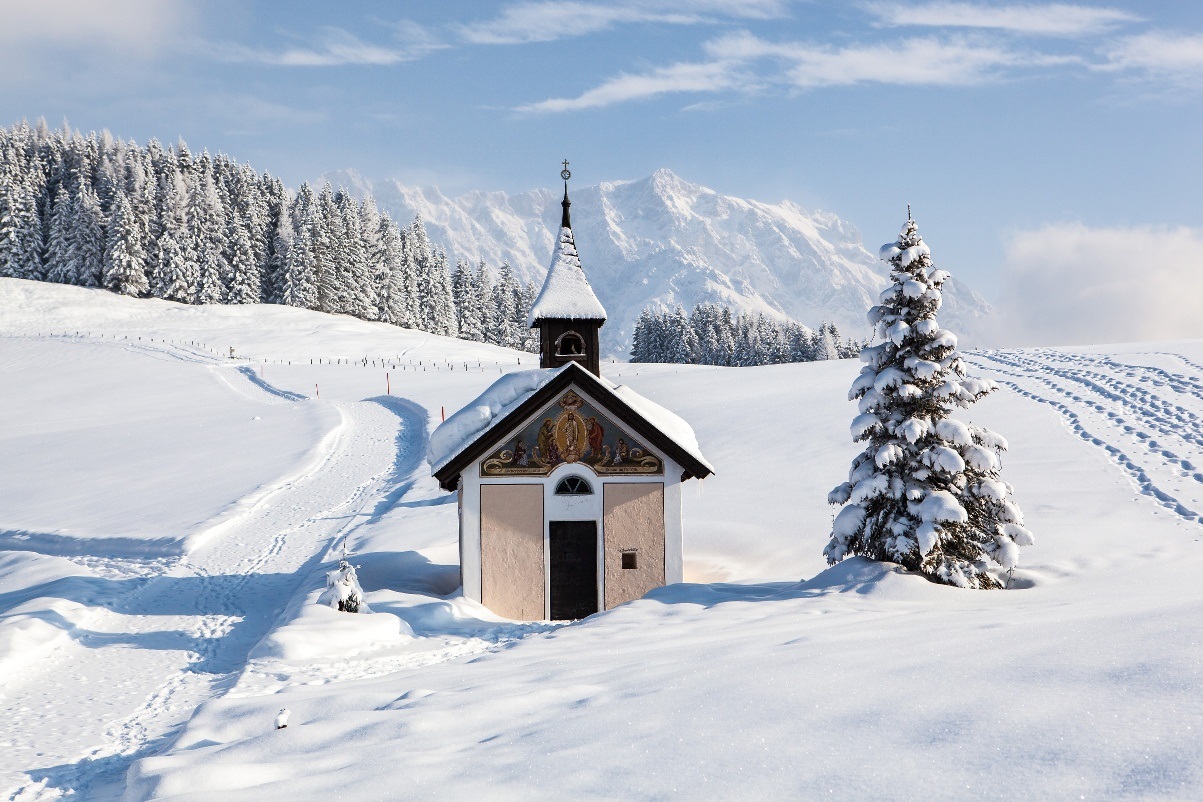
[322,168,993,356]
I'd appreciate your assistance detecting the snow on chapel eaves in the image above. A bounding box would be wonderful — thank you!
[426,365,712,475]
[525,226,607,327]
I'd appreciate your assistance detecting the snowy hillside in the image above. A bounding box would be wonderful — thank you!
[325,168,994,354]
[3,278,1202,800]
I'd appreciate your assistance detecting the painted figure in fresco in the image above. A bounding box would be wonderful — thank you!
[480,393,663,477]
[562,410,582,461]
[537,418,559,465]
[585,416,604,460]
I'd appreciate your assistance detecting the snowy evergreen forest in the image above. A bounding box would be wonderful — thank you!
[630,304,863,365]
[0,120,538,351]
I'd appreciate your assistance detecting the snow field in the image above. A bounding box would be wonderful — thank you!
[0,336,339,555]
[2,280,1203,799]
[129,345,1203,800]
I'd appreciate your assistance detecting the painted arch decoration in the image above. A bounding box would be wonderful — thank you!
[481,390,663,477]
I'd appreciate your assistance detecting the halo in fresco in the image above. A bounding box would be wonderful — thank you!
[481,390,662,477]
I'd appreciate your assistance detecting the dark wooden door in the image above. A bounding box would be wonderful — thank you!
[549,521,598,620]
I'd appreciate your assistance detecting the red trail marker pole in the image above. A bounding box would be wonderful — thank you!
[441,406,445,422]
[315,383,320,399]
[386,373,391,395]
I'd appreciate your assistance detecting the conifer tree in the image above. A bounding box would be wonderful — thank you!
[312,184,342,313]
[226,218,260,304]
[360,195,389,316]
[102,192,149,296]
[0,170,44,279]
[517,281,539,352]
[70,182,105,287]
[151,173,195,302]
[281,222,317,310]
[451,259,475,337]
[43,187,75,283]
[188,167,227,304]
[335,190,376,319]
[398,229,422,329]
[264,193,292,304]
[376,214,407,326]
[475,259,495,341]
[425,249,458,337]
[492,261,518,347]
[825,214,1033,589]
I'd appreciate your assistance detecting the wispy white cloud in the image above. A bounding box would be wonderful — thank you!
[866,2,1140,37]
[707,31,1061,87]
[999,223,1203,346]
[520,29,1076,111]
[458,0,787,45]
[207,24,445,67]
[516,60,749,112]
[1100,32,1203,79]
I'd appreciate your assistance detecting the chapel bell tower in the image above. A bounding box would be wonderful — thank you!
[526,161,608,377]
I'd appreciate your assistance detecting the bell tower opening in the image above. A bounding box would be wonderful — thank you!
[555,331,586,358]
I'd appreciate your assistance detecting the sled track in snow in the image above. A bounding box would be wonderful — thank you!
[967,350,1203,529]
[1,338,420,801]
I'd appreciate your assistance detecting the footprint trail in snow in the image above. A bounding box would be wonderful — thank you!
[967,348,1203,529]
[0,340,409,801]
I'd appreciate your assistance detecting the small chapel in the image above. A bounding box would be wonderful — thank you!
[428,164,713,621]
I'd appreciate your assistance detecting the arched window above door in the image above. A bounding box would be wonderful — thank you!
[555,475,593,495]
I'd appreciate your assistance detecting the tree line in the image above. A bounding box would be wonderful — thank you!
[630,304,863,365]
[0,119,537,351]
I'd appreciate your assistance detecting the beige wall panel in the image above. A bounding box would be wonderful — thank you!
[603,483,665,609]
[480,484,545,621]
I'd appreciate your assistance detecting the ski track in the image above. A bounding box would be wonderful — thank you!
[0,337,412,801]
[967,349,1203,528]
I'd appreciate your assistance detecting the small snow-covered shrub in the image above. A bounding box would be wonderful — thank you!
[824,214,1032,589]
[319,559,368,613]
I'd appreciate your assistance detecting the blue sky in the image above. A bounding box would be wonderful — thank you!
[3,1,1202,342]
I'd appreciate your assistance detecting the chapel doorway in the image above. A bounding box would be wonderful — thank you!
[549,520,598,620]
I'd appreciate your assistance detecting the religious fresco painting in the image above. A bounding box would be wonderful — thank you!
[481,390,663,477]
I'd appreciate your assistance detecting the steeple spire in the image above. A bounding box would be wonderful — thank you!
[561,159,572,229]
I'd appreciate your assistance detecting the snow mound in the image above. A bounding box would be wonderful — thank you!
[798,556,944,600]
[252,589,414,663]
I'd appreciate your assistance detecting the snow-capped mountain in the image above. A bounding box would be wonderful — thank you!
[322,168,993,355]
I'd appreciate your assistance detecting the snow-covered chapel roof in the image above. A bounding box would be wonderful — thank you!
[525,185,607,327]
[428,361,713,489]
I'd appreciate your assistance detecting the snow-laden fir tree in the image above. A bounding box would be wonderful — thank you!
[102,192,149,296]
[319,552,367,614]
[225,218,260,304]
[825,214,1033,589]
[43,187,75,284]
[375,212,407,326]
[0,169,44,280]
[152,173,196,302]
[70,182,106,287]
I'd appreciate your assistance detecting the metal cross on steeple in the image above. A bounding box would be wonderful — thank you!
[560,159,572,229]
